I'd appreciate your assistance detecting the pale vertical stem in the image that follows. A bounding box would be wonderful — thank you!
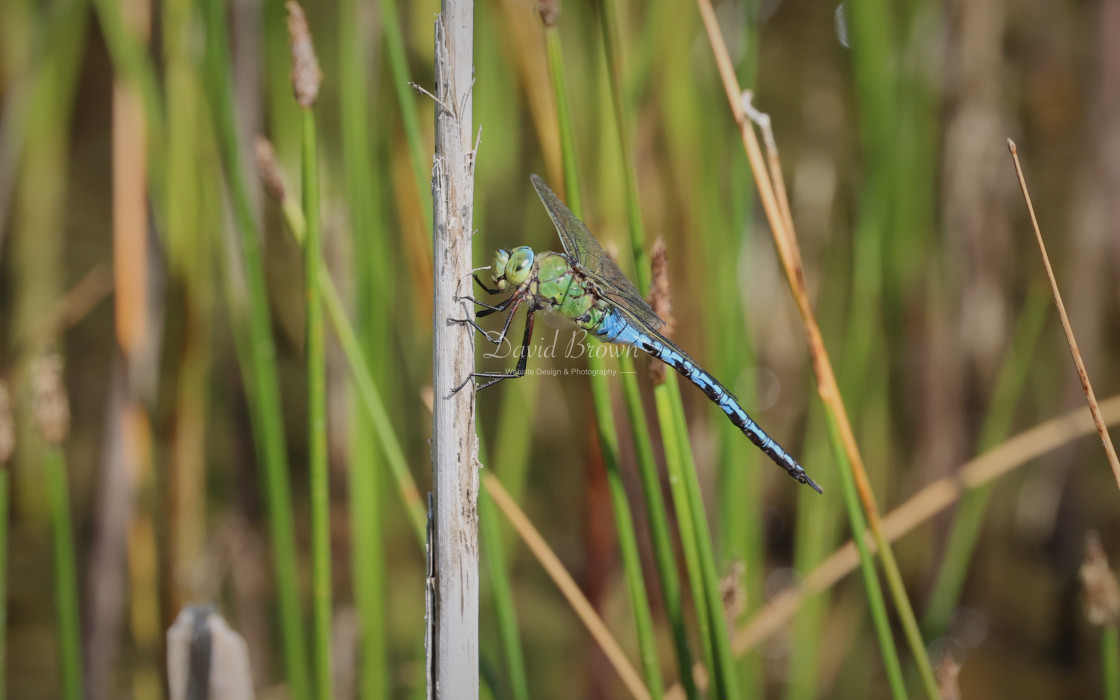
[429,3,479,698]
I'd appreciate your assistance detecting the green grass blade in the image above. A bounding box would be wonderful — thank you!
[324,273,427,546]
[667,384,741,700]
[339,0,390,693]
[545,11,695,696]
[201,2,309,695]
[587,354,665,697]
[277,194,428,547]
[923,290,1049,635]
[45,447,82,700]
[1104,626,1120,700]
[479,475,530,700]
[379,0,433,237]
[654,383,716,689]
[824,411,908,700]
[619,362,700,700]
[299,88,333,700]
[0,465,6,700]
[544,16,665,695]
[596,0,737,693]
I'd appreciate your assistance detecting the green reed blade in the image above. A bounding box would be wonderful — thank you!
[923,289,1049,635]
[280,202,429,547]
[587,353,665,697]
[1104,626,1120,700]
[620,359,700,700]
[0,466,6,700]
[478,455,530,700]
[201,1,309,695]
[597,0,739,692]
[339,0,390,693]
[45,447,83,700]
[379,0,433,237]
[300,98,334,700]
[824,410,908,699]
[545,16,665,695]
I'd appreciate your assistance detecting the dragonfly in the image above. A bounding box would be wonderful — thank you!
[452,174,821,493]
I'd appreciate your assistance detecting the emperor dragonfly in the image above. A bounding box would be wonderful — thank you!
[453,175,821,493]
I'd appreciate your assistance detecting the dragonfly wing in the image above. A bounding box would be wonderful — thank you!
[595,271,665,330]
[530,174,664,330]
[531,174,606,271]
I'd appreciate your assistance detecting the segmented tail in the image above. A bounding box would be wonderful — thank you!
[594,309,822,493]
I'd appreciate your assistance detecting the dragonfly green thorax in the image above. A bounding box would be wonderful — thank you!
[489,245,606,328]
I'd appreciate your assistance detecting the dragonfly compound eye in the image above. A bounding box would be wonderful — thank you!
[505,247,535,286]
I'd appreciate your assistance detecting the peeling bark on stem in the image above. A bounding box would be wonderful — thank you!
[428,4,479,699]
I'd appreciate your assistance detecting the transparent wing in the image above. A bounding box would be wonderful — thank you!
[530,174,664,330]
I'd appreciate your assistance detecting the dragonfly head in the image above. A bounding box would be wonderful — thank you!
[492,246,535,290]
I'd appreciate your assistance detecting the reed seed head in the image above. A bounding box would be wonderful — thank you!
[31,353,70,445]
[286,1,321,108]
[1079,530,1120,627]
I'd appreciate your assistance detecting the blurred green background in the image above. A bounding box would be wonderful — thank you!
[1,0,1119,698]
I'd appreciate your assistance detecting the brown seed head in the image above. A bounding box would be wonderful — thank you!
[254,137,287,203]
[1080,531,1120,627]
[0,382,13,464]
[31,353,70,445]
[286,2,321,108]
[647,237,675,384]
[538,0,559,27]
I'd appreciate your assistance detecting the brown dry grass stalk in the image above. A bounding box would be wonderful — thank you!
[693,3,936,685]
[694,0,879,518]
[663,393,1120,699]
[1007,139,1120,493]
[733,394,1120,653]
[481,473,652,700]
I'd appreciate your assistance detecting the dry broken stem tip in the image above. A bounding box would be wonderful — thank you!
[934,652,961,700]
[538,0,559,27]
[286,1,321,108]
[0,381,13,464]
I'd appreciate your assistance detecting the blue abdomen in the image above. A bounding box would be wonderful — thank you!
[591,309,821,491]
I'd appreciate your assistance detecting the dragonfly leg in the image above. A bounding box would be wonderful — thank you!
[450,294,521,345]
[454,294,507,313]
[473,274,502,295]
[451,310,536,394]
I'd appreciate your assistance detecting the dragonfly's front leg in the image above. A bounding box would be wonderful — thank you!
[450,293,521,345]
[452,310,536,394]
[472,274,502,295]
[452,274,505,313]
